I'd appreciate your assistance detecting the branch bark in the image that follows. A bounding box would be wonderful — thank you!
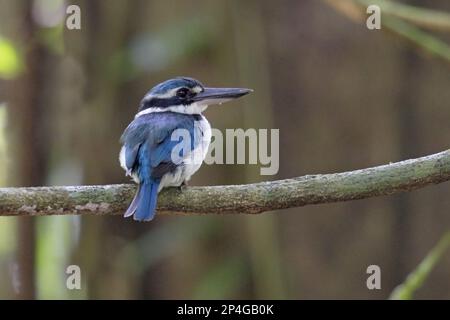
[0,150,449,217]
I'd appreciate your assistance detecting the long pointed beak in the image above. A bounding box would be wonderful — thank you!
[192,87,253,105]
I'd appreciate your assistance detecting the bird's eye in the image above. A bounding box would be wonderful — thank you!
[176,88,189,98]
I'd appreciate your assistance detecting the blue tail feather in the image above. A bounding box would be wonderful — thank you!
[129,180,160,222]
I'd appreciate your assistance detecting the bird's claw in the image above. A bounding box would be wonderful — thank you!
[178,181,188,192]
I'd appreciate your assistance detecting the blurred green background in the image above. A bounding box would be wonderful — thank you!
[0,0,450,299]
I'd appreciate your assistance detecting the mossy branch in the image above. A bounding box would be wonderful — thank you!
[0,150,449,217]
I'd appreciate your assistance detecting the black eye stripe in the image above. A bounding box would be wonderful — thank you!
[138,87,199,111]
[139,96,190,110]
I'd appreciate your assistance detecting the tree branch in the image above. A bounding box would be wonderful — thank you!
[0,150,449,217]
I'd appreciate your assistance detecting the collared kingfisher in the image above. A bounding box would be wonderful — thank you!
[119,77,252,221]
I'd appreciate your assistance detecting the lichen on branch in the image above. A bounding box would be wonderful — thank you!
[0,150,449,217]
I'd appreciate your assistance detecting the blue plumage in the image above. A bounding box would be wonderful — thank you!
[133,180,160,221]
[119,77,252,221]
[121,112,199,221]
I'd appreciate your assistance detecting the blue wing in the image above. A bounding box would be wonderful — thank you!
[121,112,196,179]
[120,112,197,221]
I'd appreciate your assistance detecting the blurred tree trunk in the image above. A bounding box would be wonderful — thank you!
[68,0,149,299]
[8,1,53,299]
[391,46,422,281]
[390,0,425,285]
[231,0,287,299]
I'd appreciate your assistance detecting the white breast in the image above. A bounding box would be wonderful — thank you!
[159,115,211,191]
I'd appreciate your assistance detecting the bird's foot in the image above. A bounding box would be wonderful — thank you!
[178,181,188,192]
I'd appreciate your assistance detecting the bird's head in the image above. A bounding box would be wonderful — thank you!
[137,77,252,116]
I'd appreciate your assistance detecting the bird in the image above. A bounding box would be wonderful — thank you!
[119,77,252,221]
